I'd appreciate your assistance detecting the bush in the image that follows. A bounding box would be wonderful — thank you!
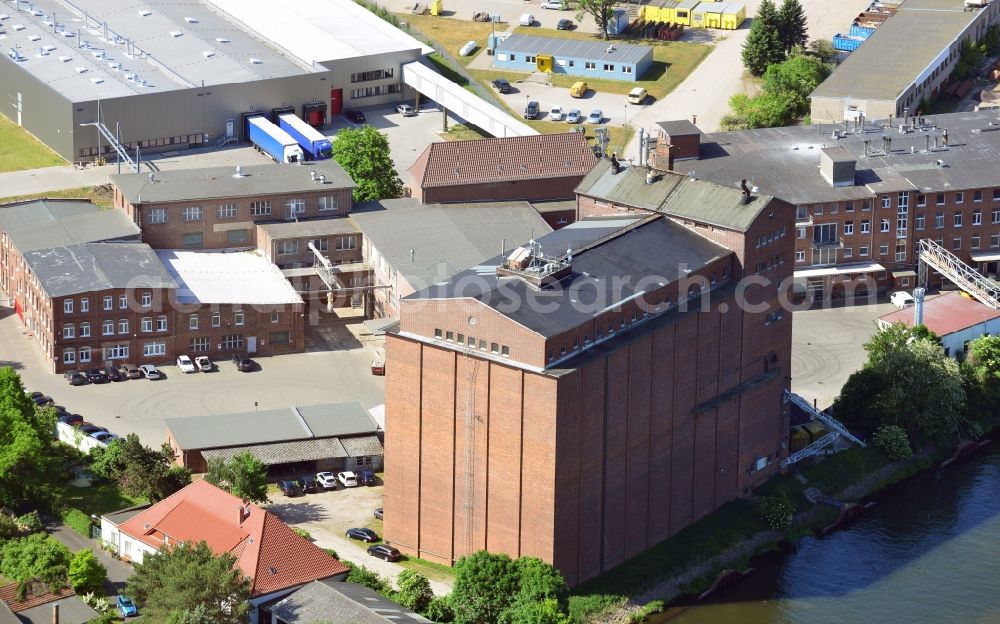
[323,548,338,560]
[872,424,913,460]
[0,513,20,540]
[759,494,795,530]
[346,564,389,594]
[629,600,666,623]
[396,570,434,614]
[291,527,312,541]
[425,596,455,623]
[68,550,107,595]
[17,511,43,534]
[61,508,92,537]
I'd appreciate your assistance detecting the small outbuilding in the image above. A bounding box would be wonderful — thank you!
[877,291,1000,359]
[165,402,383,474]
[493,34,653,82]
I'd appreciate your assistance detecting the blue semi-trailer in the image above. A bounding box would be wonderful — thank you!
[247,116,304,164]
[278,113,332,160]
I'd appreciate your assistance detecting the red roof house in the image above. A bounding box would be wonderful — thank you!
[106,480,348,601]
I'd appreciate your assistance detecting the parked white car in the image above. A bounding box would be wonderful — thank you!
[890,291,914,308]
[194,356,214,372]
[176,355,196,373]
[337,471,358,488]
[548,105,563,121]
[396,104,416,117]
[540,0,565,8]
[316,472,338,490]
[138,364,161,380]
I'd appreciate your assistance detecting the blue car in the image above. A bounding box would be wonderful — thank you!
[358,469,378,486]
[117,596,137,617]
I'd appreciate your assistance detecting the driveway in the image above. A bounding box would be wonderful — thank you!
[0,307,385,447]
[48,522,133,597]
[265,486,454,596]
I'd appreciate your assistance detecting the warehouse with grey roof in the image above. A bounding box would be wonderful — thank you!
[810,0,1000,123]
[0,0,429,162]
[165,401,383,473]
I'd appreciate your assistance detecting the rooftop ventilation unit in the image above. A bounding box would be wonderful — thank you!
[90,77,104,84]
[12,23,24,31]
[138,10,151,16]
[74,65,86,73]
[27,34,40,41]
[8,48,25,61]
[58,54,70,61]
[249,57,262,64]
[215,37,230,43]
[184,16,198,23]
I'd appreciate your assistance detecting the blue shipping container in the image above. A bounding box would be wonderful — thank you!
[833,34,865,52]
[849,24,875,39]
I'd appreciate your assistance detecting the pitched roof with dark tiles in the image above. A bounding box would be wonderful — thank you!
[409,133,597,189]
[114,480,347,597]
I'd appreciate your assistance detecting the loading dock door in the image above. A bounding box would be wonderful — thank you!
[536,54,554,73]
[330,89,343,115]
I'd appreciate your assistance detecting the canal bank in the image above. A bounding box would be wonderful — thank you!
[655,443,1000,623]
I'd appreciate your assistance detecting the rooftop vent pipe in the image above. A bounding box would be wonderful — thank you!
[740,179,752,204]
[610,154,620,174]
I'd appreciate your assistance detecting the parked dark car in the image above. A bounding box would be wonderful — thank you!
[103,366,124,382]
[556,18,574,30]
[298,475,317,493]
[357,469,378,486]
[523,100,540,119]
[59,413,84,427]
[373,507,383,520]
[367,544,401,561]
[491,78,511,94]
[346,527,379,543]
[63,370,88,386]
[233,354,256,372]
[118,363,143,379]
[277,480,302,497]
[30,393,54,406]
[86,367,109,384]
[79,424,108,436]
[345,110,366,123]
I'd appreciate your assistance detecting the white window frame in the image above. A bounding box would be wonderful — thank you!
[141,292,152,307]
[189,314,199,330]
[64,299,73,314]
[157,316,168,332]
[103,296,113,311]
[102,320,114,336]
[235,311,245,326]
[62,324,75,339]
[118,319,129,334]
[79,347,91,363]
[143,342,166,357]
[80,322,90,338]
[182,206,204,221]
[63,350,75,365]
[141,317,153,333]
[149,207,167,224]
[119,295,128,309]
[217,203,238,219]
[81,298,89,313]
[319,196,338,212]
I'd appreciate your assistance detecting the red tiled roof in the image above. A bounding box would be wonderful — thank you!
[117,480,348,597]
[879,291,1000,336]
[0,583,74,613]
[409,133,597,189]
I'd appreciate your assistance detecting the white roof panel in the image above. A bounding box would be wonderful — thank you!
[155,249,304,305]
[203,0,431,65]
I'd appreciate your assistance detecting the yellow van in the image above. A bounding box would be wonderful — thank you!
[570,81,588,98]
[628,87,648,105]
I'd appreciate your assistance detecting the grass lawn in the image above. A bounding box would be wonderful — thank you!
[397,554,456,584]
[0,185,115,209]
[0,115,66,172]
[399,14,497,67]
[508,27,713,99]
[442,123,492,141]
[48,481,145,518]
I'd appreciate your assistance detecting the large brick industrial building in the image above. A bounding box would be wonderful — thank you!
[383,161,794,585]
[654,110,1000,298]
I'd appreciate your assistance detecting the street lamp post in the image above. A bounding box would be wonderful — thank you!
[624,103,628,125]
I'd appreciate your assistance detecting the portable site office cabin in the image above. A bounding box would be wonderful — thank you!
[672,0,701,26]
[693,2,746,29]
[640,0,679,23]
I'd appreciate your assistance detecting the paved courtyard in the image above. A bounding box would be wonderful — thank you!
[0,305,386,448]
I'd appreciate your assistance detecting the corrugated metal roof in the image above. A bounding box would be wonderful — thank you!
[200,438,351,464]
[496,34,653,65]
[23,243,176,297]
[879,291,1000,336]
[112,161,355,204]
[165,401,377,450]
[349,198,551,291]
[409,133,596,188]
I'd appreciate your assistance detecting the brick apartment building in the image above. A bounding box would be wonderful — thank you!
[384,162,794,585]
[653,111,1000,297]
[112,161,356,250]
[406,133,596,212]
[0,199,304,374]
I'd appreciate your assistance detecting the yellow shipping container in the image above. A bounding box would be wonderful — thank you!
[720,2,746,29]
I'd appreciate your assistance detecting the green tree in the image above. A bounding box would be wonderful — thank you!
[0,367,54,507]
[425,597,455,623]
[166,604,216,624]
[126,541,250,624]
[863,321,913,366]
[0,534,72,591]
[452,552,520,624]
[67,550,106,595]
[575,0,616,40]
[777,0,808,55]
[807,39,837,63]
[89,435,189,502]
[759,494,795,529]
[205,452,269,503]
[331,126,404,202]
[762,54,830,114]
[872,424,912,460]
[396,570,434,614]
[742,0,784,75]
[345,564,389,594]
[512,557,568,608]
[967,334,1000,382]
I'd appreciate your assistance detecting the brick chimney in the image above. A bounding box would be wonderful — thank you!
[52,603,59,624]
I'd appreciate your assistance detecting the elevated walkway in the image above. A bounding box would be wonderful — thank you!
[918,238,1000,309]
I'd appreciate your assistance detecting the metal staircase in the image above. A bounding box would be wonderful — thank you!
[917,238,1000,310]
[782,391,866,467]
[783,432,841,468]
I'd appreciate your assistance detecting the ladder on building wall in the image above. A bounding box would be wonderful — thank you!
[917,238,1000,310]
[462,357,480,558]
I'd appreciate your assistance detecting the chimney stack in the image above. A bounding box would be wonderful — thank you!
[740,179,752,204]
[942,128,949,147]
[610,154,620,174]
[914,287,926,326]
[52,603,59,624]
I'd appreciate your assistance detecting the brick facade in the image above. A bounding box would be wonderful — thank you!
[411,177,584,205]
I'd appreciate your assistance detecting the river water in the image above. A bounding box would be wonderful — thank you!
[660,447,1000,624]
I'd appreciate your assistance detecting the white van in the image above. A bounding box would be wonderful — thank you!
[519,13,535,26]
[628,87,648,105]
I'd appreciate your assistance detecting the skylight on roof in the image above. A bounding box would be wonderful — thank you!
[12,24,24,31]
[27,34,40,41]
[202,51,215,58]
[249,57,262,64]
[170,31,183,37]
[90,77,104,84]
[74,66,87,73]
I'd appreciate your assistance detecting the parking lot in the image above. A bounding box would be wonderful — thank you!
[483,73,642,129]
[0,306,386,447]
[791,296,897,410]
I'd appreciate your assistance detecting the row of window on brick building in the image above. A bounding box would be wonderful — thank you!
[795,189,1000,221]
[433,329,511,358]
[278,236,356,256]
[60,332,255,366]
[61,309,282,338]
[145,197,340,225]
